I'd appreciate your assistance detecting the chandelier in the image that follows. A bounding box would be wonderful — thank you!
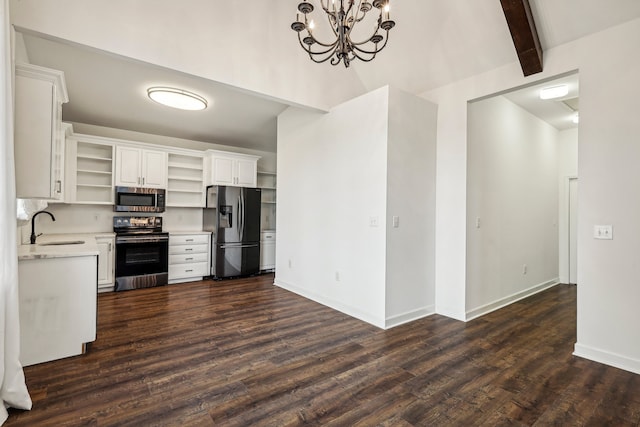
[291,0,395,68]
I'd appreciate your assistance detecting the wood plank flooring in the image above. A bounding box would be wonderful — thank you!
[6,275,640,426]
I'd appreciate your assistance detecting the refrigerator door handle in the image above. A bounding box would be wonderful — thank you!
[238,194,244,242]
[220,243,259,249]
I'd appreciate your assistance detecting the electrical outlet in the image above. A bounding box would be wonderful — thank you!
[593,225,613,240]
[392,216,400,228]
[369,216,379,227]
[476,217,481,229]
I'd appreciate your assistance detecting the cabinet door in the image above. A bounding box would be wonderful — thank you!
[211,156,235,186]
[14,75,55,199]
[96,238,114,286]
[115,146,142,186]
[141,149,167,188]
[235,158,257,187]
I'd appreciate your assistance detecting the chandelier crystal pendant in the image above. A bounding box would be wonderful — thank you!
[291,0,395,68]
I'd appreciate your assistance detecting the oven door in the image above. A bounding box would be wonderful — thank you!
[115,234,169,291]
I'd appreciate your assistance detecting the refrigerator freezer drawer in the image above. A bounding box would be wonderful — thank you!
[214,243,260,278]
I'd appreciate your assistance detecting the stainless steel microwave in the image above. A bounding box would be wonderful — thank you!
[114,186,166,213]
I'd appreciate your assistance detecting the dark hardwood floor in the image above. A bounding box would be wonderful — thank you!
[6,275,640,426]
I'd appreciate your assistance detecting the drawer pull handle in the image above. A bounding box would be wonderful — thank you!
[185,248,193,251]
[186,239,194,242]
[185,269,193,273]
[185,257,193,261]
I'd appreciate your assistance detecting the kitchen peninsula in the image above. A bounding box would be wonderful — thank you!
[17,235,99,366]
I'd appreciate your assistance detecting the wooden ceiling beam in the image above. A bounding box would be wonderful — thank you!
[500,0,543,76]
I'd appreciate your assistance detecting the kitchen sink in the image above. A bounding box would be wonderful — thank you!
[39,240,85,246]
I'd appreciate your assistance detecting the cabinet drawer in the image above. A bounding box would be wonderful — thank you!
[169,234,209,245]
[169,253,208,265]
[169,243,208,255]
[169,262,209,280]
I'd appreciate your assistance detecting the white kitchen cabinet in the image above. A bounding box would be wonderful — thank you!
[168,233,211,284]
[14,63,69,200]
[96,235,115,292]
[115,146,167,188]
[167,151,205,207]
[65,135,115,205]
[206,150,259,188]
[260,231,276,272]
[18,254,97,366]
[257,171,277,231]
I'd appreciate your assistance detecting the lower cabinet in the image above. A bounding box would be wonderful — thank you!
[96,234,115,293]
[260,231,276,272]
[169,232,211,284]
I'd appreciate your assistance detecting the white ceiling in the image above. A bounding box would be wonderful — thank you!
[16,1,640,152]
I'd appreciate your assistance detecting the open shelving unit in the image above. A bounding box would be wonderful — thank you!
[167,152,205,207]
[72,140,114,204]
[257,171,276,231]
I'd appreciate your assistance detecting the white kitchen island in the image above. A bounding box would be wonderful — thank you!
[17,236,98,366]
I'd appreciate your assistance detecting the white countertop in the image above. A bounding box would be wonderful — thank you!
[18,233,101,261]
[168,230,212,235]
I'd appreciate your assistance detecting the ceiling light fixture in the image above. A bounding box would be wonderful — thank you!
[539,84,569,100]
[291,0,395,68]
[147,87,207,111]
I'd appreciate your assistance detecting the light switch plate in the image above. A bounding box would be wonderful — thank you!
[593,225,613,240]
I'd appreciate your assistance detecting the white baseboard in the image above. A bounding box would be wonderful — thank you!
[273,279,385,329]
[465,278,559,321]
[574,343,640,375]
[385,305,435,329]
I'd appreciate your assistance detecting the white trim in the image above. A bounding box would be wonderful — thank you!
[273,279,385,329]
[465,279,559,321]
[574,343,640,375]
[385,306,435,329]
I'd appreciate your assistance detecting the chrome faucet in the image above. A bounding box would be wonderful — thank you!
[30,210,56,244]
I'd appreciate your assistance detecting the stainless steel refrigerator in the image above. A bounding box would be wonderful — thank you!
[203,185,261,278]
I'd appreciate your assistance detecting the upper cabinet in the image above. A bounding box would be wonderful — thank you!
[65,133,115,205]
[115,146,167,188]
[166,151,205,207]
[206,150,259,188]
[14,63,69,200]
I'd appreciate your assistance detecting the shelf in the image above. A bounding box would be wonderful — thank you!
[77,154,112,161]
[168,175,203,182]
[78,169,112,175]
[168,162,203,170]
[257,170,276,175]
[261,200,277,204]
[77,184,112,189]
[168,189,203,194]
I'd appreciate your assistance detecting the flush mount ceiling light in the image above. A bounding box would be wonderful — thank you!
[539,84,569,100]
[291,0,395,68]
[147,87,207,111]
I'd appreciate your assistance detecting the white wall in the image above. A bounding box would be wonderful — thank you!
[9,0,366,111]
[276,88,389,327]
[557,128,579,284]
[466,96,559,318]
[423,18,640,373]
[385,87,437,326]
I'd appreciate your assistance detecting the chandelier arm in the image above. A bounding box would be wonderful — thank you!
[350,50,378,63]
[298,39,337,55]
[307,34,341,49]
[349,34,390,55]
[308,47,342,64]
